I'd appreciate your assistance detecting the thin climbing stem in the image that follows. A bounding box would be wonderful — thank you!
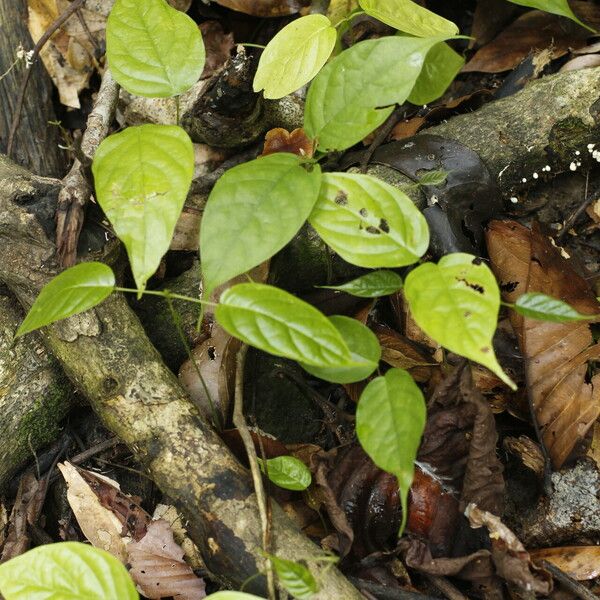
[114,286,215,307]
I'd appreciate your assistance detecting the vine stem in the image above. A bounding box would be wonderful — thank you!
[113,286,215,307]
[233,344,277,600]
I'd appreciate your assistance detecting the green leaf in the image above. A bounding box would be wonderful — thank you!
[301,315,380,383]
[513,292,593,323]
[92,124,194,292]
[359,0,458,37]
[258,456,312,490]
[309,172,429,267]
[0,542,138,600]
[404,253,516,389]
[506,0,595,32]
[356,368,426,534]
[408,42,464,106]
[16,263,115,337]
[254,15,336,100]
[320,270,403,297]
[200,154,321,297]
[266,554,318,599]
[304,36,447,151]
[106,0,205,97]
[416,169,449,186]
[215,283,353,368]
[205,594,265,600]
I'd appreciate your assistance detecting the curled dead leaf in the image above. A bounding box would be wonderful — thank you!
[262,128,314,158]
[530,546,600,580]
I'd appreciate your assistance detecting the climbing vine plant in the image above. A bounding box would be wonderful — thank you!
[8,0,597,598]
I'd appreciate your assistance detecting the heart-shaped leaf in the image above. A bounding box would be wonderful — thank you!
[16,263,115,337]
[506,0,595,32]
[301,315,380,383]
[304,36,447,150]
[408,42,464,106]
[356,368,426,534]
[92,124,194,292]
[309,172,429,268]
[200,154,321,297]
[215,283,353,367]
[321,270,403,297]
[359,0,459,37]
[404,253,515,388]
[0,542,138,600]
[514,292,593,323]
[266,554,318,600]
[254,14,336,99]
[106,0,205,97]
[258,456,312,490]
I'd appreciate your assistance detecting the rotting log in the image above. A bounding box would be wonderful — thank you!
[0,156,363,598]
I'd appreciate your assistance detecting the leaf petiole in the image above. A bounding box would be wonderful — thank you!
[114,286,215,307]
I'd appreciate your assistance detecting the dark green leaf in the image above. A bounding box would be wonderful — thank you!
[200,154,321,298]
[514,292,593,322]
[301,315,380,383]
[106,0,205,97]
[356,369,426,534]
[320,270,403,297]
[258,456,312,490]
[506,0,595,32]
[16,263,115,337]
[266,554,318,599]
[0,542,138,599]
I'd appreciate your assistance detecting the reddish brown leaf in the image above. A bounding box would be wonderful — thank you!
[486,220,600,468]
[214,0,308,16]
[530,546,600,580]
[262,128,314,158]
[128,519,206,600]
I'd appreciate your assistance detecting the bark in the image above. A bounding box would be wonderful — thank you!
[0,0,63,176]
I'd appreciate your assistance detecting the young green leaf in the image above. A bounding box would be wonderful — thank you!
[200,154,321,298]
[254,14,336,99]
[404,253,516,389]
[356,368,426,534]
[0,542,138,600]
[408,42,464,106]
[106,0,205,97]
[359,0,458,37]
[309,172,429,267]
[265,554,318,599]
[506,0,595,32]
[204,594,265,600]
[16,263,115,337]
[304,36,448,151]
[215,283,354,367]
[416,169,449,187]
[321,270,403,297]
[513,292,594,323]
[258,456,312,490]
[301,315,381,383]
[92,124,194,292]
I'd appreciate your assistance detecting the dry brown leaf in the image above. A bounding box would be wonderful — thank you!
[530,546,600,580]
[486,220,600,469]
[560,54,600,72]
[214,0,307,16]
[262,128,314,158]
[199,21,235,79]
[128,519,206,600]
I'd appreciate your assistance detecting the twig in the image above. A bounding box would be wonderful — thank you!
[360,106,405,173]
[56,68,119,266]
[233,344,277,600]
[540,560,598,600]
[69,436,120,466]
[423,575,469,600]
[7,0,87,157]
[556,179,600,242]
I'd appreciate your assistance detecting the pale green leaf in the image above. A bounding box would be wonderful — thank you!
[266,554,318,599]
[514,292,593,322]
[0,542,138,600]
[408,42,464,106]
[301,315,380,383]
[506,0,595,32]
[304,36,447,151]
[404,253,516,389]
[254,15,336,99]
[200,154,321,297]
[258,456,312,490]
[92,124,194,292]
[356,368,426,534]
[106,0,205,97]
[359,0,459,36]
[16,263,115,337]
[320,270,403,297]
[309,172,429,267]
[215,283,353,367]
